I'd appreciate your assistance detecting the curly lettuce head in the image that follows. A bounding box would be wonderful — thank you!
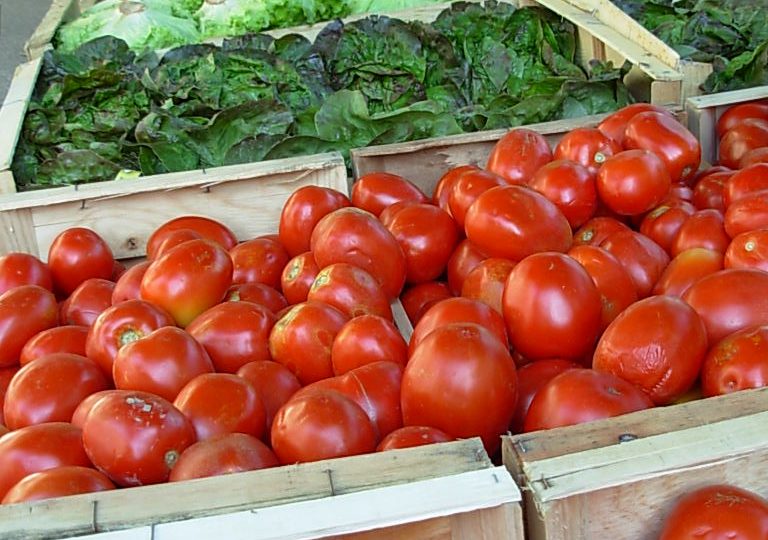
[194,0,271,39]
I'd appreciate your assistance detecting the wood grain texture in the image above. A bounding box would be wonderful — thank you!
[25,0,82,60]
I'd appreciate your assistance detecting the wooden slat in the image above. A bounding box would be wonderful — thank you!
[25,0,82,60]
[0,59,43,174]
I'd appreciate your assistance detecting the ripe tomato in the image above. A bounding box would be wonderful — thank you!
[0,253,52,294]
[141,239,233,327]
[639,204,695,255]
[503,252,601,360]
[271,390,377,464]
[719,119,768,169]
[683,269,768,345]
[0,422,91,500]
[596,150,671,215]
[593,296,707,404]
[725,229,768,271]
[230,237,289,290]
[351,173,427,216]
[725,190,768,237]
[740,147,768,168]
[226,282,287,314]
[0,366,19,424]
[510,359,579,433]
[2,466,114,504]
[446,239,488,296]
[400,281,452,325]
[111,261,150,304]
[461,258,516,315]
[85,299,175,377]
[150,229,203,260]
[572,216,630,246]
[19,325,88,366]
[61,278,115,326]
[331,315,407,375]
[169,433,278,482]
[307,263,392,320]
[529,160,597,228]
[433,165,479,214]
[486,128,553,184]
[269,301,348,385]
[376,426,453,452]
[448,169,506,229]
[186,301,275,374]
[280,252,319,305]
[723,163,768,207]
[653,248,724,297]
[659,484,768,540]
[311,208,406,299]
[523,369,653,431]
[553,127,621,176]
[716,102,768,138]
[279,186,351,257]
[671,209,730,256]
[236,361,301,432]
[47,228,114,296]
[378,200,419,228]
[0,285,58,368]
[82,390,195,486]
[692,171,731,211]
[465,185,572,261]
[70,389,119,428]
[402,323,517,453]
[597,103,672,146]
[146,216,237,260]
[701,325,768,397]
[600,229,670,298]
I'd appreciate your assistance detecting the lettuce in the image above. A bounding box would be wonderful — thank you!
[194,0,271,39]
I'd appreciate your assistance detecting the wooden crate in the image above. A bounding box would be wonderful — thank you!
[686,85,768,166]
[503,386,768,540]
[0,438,524,540]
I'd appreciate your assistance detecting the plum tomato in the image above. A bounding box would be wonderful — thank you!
[0,285,58,368]
[572,216,630,247]
[169,433,278,482]
[279,186,351,257]
[47,228,114,296]
[351,172,428,217]
[723,163,768,207]
[111,261,150,304]
[19,325,88,366]
[701,325,768,397]
[400,281,452,326]
[61,278,115,326]
[486,128,553,184]
[150,229,203,260]
[376,426,453,452]
[0,253,52,294]
[433,165,479,214]
[652,248,724,298]
[692,171,731,212]
[280,252,320,305]
[2,466,114,504]
[719,119,768,169]
[331,315,407,375]
[460,258,516,315]
[600,229,670,298]
[446,239,488,296]
[528,160,598,228]
[740,147,768,168]
[448,169,506,229]
[725,229,768,271]
[639,204,695,255]
[597,103,672,146]
[307,263,392,320]
[236,361,301,433]
[671,209,730,256]
[553,127,622,176]
[724,189,768,237]
[596,149,672,215]
[226,282,288,314]
[230,237,289,290]
[146,216,237,260]
[509,358,579,433]
[716,102,768,138]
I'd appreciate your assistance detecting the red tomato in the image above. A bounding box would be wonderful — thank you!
[692,171,731,211]
[659,484,768,540]
[446,239,488,296]
[85,299,175,376]
[671,209,730,256]
[307,263,392,320]
[400,281,452,325]
[230,237,289,290]
[279,186,351,257]
[2,466,114,504]
[111,261,126,281]
[151,229,203,260]
[19,325,88,366]
[523,369,653,431]
[378,200,419,229]
[683,269,768,344]
[111,261,149,304]
[465,185,572,261]
[186,301,275,373]
[433,165,479,214]
[269,301,348,385]
[486,128,553,184]
[0,253,52,294]
[593,296,707,404]
[351,173,428,216]
[448,169,506,229]
[236,361,301,432]
[740,147,768,168]
[719,119,768,169]
[701,325,768,397]
[568,245,638,330]
[280,252,319,305]
[226,282,287,314]
[600,229,670,298]
[70,389,118,429]
[61,278,115,326]
[572,216,630,246]
[141,239,233,327]
[553,127,622,176]
[724,189,768,237]
[653,248,724,297]
[402,323,517,453]
[529,160,597,228]
[311,208,406,299]
[510,359,579,433]
[4,353,109,430]
[461,258,516,315]
[723,163,768,207]
[667,181,695,203]
[169,433,278,482]
[271,390,377,464]
[725,229,768,271]
[47,228,114,296]
[0,422,91,500]
[146,216,237,260]
[716,102,768,138]
[597,103,672,146]
[639,205,695,255]
[596,150,671,215]
[376,426,453,452]
[0,285,58,368]
[331,315,407,375]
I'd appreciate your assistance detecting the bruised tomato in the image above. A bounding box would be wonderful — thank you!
[701,325,768,397]
[486,128,552,184]
[351,173,427,217]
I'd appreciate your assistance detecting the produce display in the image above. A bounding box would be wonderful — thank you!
[615,0,768,92]
[13,1,631,190]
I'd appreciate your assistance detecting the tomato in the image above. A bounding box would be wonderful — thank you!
[671,209,729,256]
[60,278,115,326]
[307,263,392,320]
[486,128,553,184]
[433,165,479,214]
[376,426,453,452]
[236,361,301,432]
[553,127,622,176]
[70,390,119,429]
[378,201,420,229]
[0,367,19,425]
[572,216,630,246]
[596,150,671,215]
[400,281,452,325]
[701,325,768,397]
[461,258,516,315]
[446,239,488,296]
[465,185,572,261]
[230,237,289,290]
[47,228,114,296]
[331,315,407,375]
[725,229,768,271]
[351,172,428,217]
[597,103,672,146]
[0,253,52,294]
[639,205,695,255]
[719,119,768,169]
[716,102,768,138]
[448,169,506,229]
[151,229,203,260]
[2,466,114,504]
[402,323,517,453]
[269,301,348,385]
[226,282,287,314]
[271,390,377,464]
[0,422,91,500]
[410,297,508,354]
[279,186,351,257]
[529,160,597,228]
[692,170,731,212]
[0,285,58,368]
[724,189,768,237]
[723,163,768,207]
[600,230,670,298]
[141,239,233,327]
[653,248,724,297]
[280,252,319,305]
[168,433,278,482]
[523,369,653,431]
[86,300,175,377]
[667,181,696,203]
[19,325,88,366]
[568,245,638,330]
[509,359,579,433]
[111,261,149,305]
[385,204,460,284]
[146,216,237,260]
[186,301,275,373]
[659,484,768,540]
[740,147,768,168]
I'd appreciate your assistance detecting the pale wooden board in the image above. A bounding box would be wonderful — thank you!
[0,59,43,175]
[25,0,82,60]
